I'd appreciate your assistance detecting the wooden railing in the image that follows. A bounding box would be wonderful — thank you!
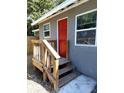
[48,40,57,51]
[31,39,60,91]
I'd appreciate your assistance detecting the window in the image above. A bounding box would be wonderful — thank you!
[75,9,97,46]
[43,23,50,38]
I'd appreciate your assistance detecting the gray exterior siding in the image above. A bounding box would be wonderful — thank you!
[39,0,97,79]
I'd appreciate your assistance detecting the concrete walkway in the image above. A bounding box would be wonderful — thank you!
[27,74,96,93]
[59,75,96,93]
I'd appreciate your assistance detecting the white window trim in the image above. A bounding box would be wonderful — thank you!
[43,22,51,38]
[75,9,97,47]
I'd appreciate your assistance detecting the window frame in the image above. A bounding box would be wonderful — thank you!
[43,22,51,38]
[75,9,97,47]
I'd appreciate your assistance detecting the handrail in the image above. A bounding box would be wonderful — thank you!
[48,40,57,51]
[42,40,60,59]
[31,39,41,44]
[31,39,60,59]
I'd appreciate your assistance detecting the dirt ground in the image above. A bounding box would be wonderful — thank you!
[27,55,54,93]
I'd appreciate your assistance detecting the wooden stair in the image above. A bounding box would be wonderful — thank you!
[59,65,73,76]
[59,71,79,87]
[58,58,80,87]
[31,39,79,91]
[59,58,70,65]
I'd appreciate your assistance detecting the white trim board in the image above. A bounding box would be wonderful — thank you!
[32,29,39,32]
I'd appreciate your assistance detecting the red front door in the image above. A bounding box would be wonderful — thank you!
[58,18,67,58]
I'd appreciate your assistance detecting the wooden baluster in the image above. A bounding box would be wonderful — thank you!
[33,45,36,59]
[40,43,42,62]
[51,56,54,74]
[36,45,39,60]
[32,43,36,70]
[43,48,47,81]
[38,45,40,61]
[47,53,51,73]
[41,44,44,64]
[53,59,59,91]
[40,42,44,79]
[44,48,47,65]
[46,52,49,68]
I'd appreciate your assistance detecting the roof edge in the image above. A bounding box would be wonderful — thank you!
[31,0,89,26]
[32,29,39,32]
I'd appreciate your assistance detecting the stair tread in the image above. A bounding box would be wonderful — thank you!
[59,65,73,76]
[59,71,79,87]
[59,58,70,65]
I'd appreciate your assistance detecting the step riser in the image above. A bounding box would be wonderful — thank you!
[59,65,73,76]
[59,58,70,66]
[59,71,79,87]
[58,58,79,88]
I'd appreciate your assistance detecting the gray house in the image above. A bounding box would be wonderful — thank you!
[31,0,97,90]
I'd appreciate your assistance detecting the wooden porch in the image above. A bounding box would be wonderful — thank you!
[31,39,80,92]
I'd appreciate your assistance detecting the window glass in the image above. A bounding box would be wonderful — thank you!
[44,31,50,37]
[43,24,49,31]
[77,11,97,30]
[76,29,96,45]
